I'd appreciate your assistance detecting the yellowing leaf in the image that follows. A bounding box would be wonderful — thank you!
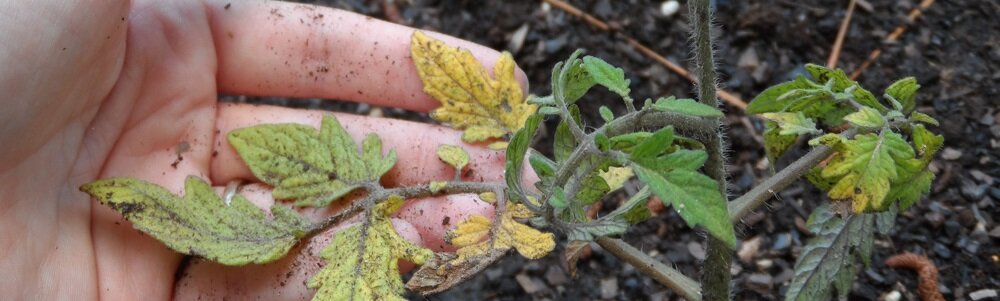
[817,131,916,213]
[429,181,448,193]
[449,203,555,260]
[843,106,885,129]
[228,115,396,207]
[436,144,470,170]
[599,166,634,192]
[410,31,537,142]
[759,112,821,136]
[308,195,433,301]
[80,176,309,266]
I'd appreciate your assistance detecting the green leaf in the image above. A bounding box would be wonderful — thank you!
[650,97,724,117]
[816,131,916,213]
[308,195,433,301]
[885,77,919,113]
[654,149,708,172]
[506,114,543,203]
[528,151,557,179]
[629,126,675,163]
[228,115,397,207]
[843,106,885,129]
[785,204,875,301]
[763,121,799,164]
[759,112,821,135]
[561,51,596,103]
[538,106,561,115]
[436,144,470,170]
[632,164,735,247]
[606,186,652,224]
[747,76,816,113]
[554,105,582,162]
[575,172,610,205]
[909,112,939,126]
[599,106,614,122]
[804,64,886,112]
[583,56,631,97]
[80,176,309,266]
[565,218,629,241]
[527,95,555,106]
[885,124,943,209]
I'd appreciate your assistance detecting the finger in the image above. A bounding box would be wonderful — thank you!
[205,0,527,112]
[211,103,509,187]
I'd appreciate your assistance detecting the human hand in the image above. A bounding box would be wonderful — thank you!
[0,1,524,300]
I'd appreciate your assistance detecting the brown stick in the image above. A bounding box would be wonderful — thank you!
[849,0,935,79]
[826,0,856,68]
[543,0,748,110]
[885,252,945,301]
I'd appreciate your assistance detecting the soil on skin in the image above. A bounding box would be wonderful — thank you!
[264,0,999,300]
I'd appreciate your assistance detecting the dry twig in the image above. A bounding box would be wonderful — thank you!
[826,0,857,68]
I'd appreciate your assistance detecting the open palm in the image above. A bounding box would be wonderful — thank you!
[0,0,520,299]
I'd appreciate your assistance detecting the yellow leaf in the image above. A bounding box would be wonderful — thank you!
[410,31,537,142]
[307,195,433,301]
[478,192,496,203]
[599,166,634,191]
[429,181,448,194]
[435,144,470,170]
[448,203,555,260]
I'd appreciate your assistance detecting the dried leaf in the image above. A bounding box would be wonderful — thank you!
[449,203,556,261]
[80,176,309,265]
[410,31,537,142]
[308,195,433,301]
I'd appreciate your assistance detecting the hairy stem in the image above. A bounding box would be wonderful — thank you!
[596,237,702,301]
[687,1,733,300]
[728,145,833,222]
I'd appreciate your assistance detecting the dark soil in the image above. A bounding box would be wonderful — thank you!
[274,0,1000,300]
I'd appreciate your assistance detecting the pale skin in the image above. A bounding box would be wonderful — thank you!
[0,0,526,300]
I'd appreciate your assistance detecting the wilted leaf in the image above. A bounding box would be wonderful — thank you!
[308,195,433,301]
[843,106,885,129]
[449,203,556,261]
[582,56,630,97]
[436,144,470,171]
[785,204,875,301]
[80,176,309,266]
[759,112,821,135]
[650,96,724,117]
[228,115,396,207]
[410,31,536,142]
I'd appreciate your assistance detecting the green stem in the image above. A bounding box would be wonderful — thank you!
[687,1,733,300]
[596,237,702,301]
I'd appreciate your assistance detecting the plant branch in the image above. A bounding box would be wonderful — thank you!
[595,237,702,301]
[307,181,505,234]
[728,145,833,223]
[728,128,857,222]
